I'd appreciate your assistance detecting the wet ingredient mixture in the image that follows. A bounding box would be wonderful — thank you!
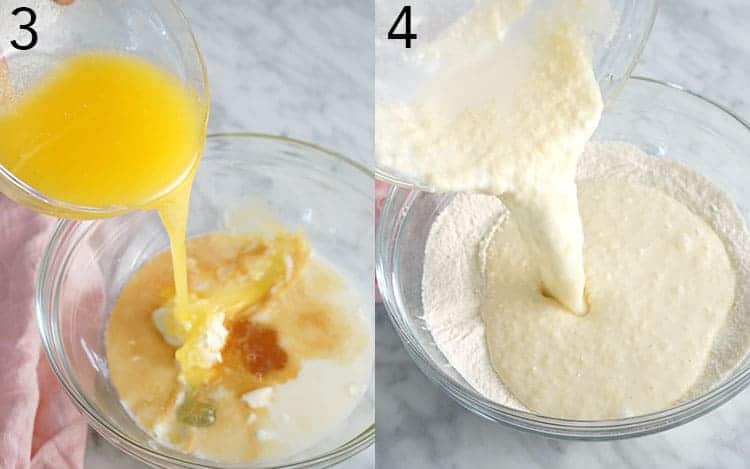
[107,233,370,462]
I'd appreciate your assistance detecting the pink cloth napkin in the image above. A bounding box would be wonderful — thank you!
[0,196,87,469]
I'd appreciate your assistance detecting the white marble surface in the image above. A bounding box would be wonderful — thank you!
[376,1,750,468]
[85,1,373,468]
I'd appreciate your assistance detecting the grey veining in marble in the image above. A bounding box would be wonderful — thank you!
[376,1,750,468]
[85,1,373,468]
[188,0,373,165]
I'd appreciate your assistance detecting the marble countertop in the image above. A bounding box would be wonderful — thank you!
[376,1,750,468]
[86,0,373,468]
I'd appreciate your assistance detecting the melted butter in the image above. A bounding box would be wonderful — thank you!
[0,52,206,216]
[0,52,207,366]
[0,52,211,404]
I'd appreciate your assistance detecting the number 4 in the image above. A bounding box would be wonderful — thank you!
[388,5,417,48]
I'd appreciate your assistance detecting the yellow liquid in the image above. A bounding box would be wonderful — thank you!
[0,53,204,208]
[0,52,207,310]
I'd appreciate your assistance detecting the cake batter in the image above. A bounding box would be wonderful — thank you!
[377,0,609,313]
[482,179,734,419]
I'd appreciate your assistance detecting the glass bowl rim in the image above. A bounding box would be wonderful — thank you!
[375,76,750,440]
[35,132,375,468]
[0,0,210,218]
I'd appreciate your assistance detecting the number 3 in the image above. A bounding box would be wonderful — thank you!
[11,7,38,51]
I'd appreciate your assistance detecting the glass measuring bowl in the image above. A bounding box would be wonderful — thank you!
[374,0,659,189]
[0,0,208,218]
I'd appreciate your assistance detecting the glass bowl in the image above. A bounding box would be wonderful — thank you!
[0,0,208,218]
[376,77,750,440]
[36,134,374,467]
[374,0,659,189]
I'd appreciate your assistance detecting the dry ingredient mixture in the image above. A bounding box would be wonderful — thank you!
[378,0,749,419]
